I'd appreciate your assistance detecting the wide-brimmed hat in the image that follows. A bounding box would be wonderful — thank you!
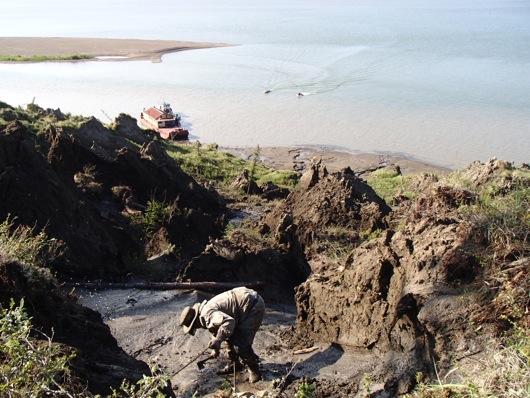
[180,302,201,335]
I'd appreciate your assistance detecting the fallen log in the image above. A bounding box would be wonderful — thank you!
[64,280,264,292]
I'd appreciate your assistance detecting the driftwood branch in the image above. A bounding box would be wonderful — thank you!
[64,280,264,292]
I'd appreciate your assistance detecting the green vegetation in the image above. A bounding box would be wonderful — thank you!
[471,186,530,260]
[359,227,383,242]
[0,54,93,62]
[296,381,315,398]
[164,141,300,190]
[247,145,261,194]
[0,215,64,269]
[0,100,90,133]
[131,198,178,239]
[0,299,79,397]
[366,168,414,203]
[0,301,170,397]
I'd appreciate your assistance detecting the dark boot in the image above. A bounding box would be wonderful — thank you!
[217,343,244,375]
[238,346,262,383]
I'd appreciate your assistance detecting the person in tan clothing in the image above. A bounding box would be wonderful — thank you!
[180,287,265,383]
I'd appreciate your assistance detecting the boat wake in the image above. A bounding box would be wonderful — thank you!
[262,45,384,96]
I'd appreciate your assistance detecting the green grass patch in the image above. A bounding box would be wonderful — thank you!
[164,142,300,189]
[0,54,93,62]
[366,168,412,203]
[164,142,248,184]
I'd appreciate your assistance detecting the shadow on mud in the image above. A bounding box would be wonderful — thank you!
[297,343,344,377]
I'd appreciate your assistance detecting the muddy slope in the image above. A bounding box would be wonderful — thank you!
[178,158,525,396]
[178,160,391,303]
[0,112,225,279]
[263,159,391,261]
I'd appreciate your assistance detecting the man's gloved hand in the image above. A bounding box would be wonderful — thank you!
[208,338,222,357]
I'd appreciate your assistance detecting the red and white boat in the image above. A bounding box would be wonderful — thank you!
[140,103,189,140]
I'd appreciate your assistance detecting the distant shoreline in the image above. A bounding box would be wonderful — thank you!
[0,37,235,63]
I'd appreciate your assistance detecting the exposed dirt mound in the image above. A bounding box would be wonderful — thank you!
[262,159,391,263]
[289,159,530,395]
[178,231,309,304]
[0,115,225,279]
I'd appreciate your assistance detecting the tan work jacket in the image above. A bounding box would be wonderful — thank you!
[198,287,265,348]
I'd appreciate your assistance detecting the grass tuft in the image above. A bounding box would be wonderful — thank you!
[0,54,93,62]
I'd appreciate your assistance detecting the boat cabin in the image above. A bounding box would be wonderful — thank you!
[140,102,189,140]
[141,103,177,129]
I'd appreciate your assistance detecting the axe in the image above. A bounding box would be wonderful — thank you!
[197,352,216,370]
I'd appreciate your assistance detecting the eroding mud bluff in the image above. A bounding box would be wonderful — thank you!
[2,102,526,397]
[0,115,226,279]
[0,109,226,395]
[273,161,491,395]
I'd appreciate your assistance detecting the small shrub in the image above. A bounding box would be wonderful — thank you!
[0,215,64,268]
[296,381,315,398]
[132,199,177,239]
[106,363,169,398]
[0,299,80,397]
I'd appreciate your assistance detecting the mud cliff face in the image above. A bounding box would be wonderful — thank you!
[177,158,492,394]
[290,162,530,395]
[0,115,225,279]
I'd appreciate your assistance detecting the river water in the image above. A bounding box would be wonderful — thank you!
[1,0,529,168]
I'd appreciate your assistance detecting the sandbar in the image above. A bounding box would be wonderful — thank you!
[0,37,235,63]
